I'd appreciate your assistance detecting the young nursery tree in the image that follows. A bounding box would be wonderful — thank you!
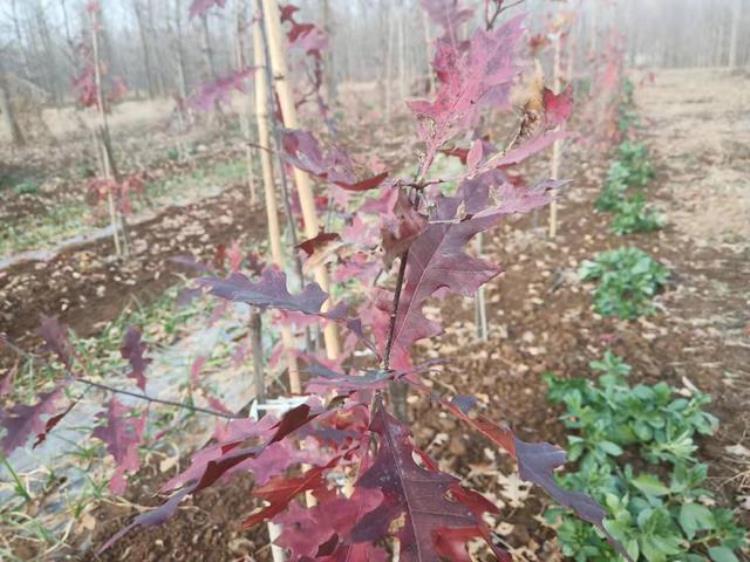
[0,1,631,561]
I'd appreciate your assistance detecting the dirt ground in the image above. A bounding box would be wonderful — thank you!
[1,68,749,560]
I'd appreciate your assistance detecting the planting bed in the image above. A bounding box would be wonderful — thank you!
[38,69,743,561]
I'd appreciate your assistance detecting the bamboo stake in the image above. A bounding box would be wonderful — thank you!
[255,1,313,354]
[252,15,302,394]
[548,32,564,239]
[260,0,340,360]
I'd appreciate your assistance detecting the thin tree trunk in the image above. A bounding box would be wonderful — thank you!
[11,0,31,80]
[249,310,266,404]
[90,6,126,257]
[236,0,258,206]
[728,0,741,69]
[173,0,189,100]
[34,2,62,106]
[133,0,156,98]
[261,0,341,360]
[384,4,395,120]
[200,14,218,80]
[0,58,25,147]
[397,1,406,101]
[321,0,336,104]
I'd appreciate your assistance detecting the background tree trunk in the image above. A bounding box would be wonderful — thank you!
[0,57,26,147]
[728,0,741,68]
[133,0,156,98]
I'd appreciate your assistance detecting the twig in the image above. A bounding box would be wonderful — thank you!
[485,0,525,31]
[76,378,243,419]
[1,332,244,420]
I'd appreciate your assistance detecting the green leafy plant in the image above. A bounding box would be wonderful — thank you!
[596,163,630,212]
[579,247,668,319]
[596,140,656,214]
[12,179,40,195]
[616,141,655,187]
[545,353,747,562]
[611,194,663,235]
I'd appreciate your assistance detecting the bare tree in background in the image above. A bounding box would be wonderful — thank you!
[728,0,742,68]
[0,52,25,147]
[133,0,156,98]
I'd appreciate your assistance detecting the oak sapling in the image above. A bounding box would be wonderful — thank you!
[0,1,632,560]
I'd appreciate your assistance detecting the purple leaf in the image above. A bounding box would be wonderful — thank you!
[495,130,569,168]
[0,386,64,455]
[304,364,393,394]
[420,0,474,43]
[408,14,526,175]
[388,173,554,370]
[121,327,150,391]
[188,0,227,19]
[189,67,254,111]
[92,398,146,495]
[439,396,632,561]
[200,267,328,316]
[33,399,78,449]
[350,399,507,561]
[282,129,389,191]
[297,231,341,257]
[543,84,574,128]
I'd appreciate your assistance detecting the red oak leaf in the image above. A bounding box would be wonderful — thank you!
[279,4,299,23]
[102,402,323,552]
[297,231,341,257]
[200,267,328,315]
[190,67,255,111]
[350,399,506,561]
[493,130,569,168]
[408,14,525,175]
[33,399,78,449]
[304,363,393,394]
[121,327,150,390]
[381,190,428,267]
[275,487,385,561]
[443,396,631,561]
[388,174,554,370]
[242,459,336,527]
[420,0,474,43]
[282,129,389,191]
[1,386,64,455]
[543,84,574,128]
[188,0,227,19]
[92,398,146,495]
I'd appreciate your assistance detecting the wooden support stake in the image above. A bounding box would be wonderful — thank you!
[261,0,340,360]
[252,14,302,394]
